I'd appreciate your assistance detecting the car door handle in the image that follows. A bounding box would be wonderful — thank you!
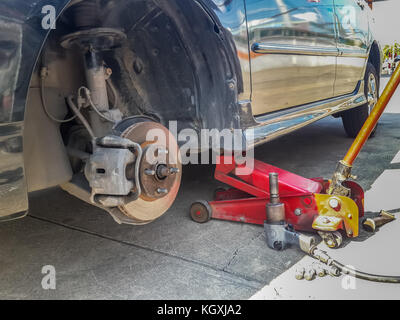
[356,0,365,9]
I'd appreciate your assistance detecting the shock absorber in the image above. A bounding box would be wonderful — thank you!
[60,0,126,136]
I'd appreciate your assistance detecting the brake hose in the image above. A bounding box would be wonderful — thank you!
[310,247,400,284]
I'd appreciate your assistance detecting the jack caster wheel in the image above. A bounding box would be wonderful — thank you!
[319,231,343,249]
[190,200,212,223]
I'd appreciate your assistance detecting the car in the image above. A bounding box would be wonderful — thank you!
[0,0,381,224]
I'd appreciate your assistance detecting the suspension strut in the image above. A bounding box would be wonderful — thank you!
[60,0,126,136]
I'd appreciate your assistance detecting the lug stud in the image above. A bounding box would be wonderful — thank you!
[157,188,168,194]
[144,169,156,176]
[170,167,180,174]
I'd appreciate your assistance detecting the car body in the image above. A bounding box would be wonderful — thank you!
[0,0,381,222]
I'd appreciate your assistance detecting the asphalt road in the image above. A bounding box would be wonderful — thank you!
[0,77,399,299]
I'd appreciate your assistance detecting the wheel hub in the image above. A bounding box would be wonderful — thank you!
[139,145,180,201]
[117,120,182,223]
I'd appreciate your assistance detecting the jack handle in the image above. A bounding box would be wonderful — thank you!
[329,63,400,196]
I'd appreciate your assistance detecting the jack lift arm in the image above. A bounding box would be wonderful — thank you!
[190,64,400,283]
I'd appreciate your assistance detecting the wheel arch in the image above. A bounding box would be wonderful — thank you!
[75,0,245,135]
[22,0,247,192]
[368,41,382,81]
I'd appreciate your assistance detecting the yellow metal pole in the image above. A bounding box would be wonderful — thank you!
[343,63,400,166]
[328,63,400,196]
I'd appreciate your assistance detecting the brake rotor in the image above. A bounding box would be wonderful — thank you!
[117,121,182,223]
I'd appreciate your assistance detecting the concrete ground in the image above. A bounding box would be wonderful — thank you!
[0,76,399,299]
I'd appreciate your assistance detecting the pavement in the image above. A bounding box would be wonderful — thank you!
[0,77,399,300]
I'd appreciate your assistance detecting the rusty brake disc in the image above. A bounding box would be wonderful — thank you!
[117,121,182,224]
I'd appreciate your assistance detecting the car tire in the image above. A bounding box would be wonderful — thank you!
[341,62,379,138]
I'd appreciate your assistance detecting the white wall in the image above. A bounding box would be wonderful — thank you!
[371,0,400,45]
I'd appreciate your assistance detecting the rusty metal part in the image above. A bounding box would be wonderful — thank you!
[266,203,285,224]
[117,121,182,223]
[60,28,127,51]
[266,172,285,223]
[362,210,396,232]
[327,160,353,197]
[139,146,180,201]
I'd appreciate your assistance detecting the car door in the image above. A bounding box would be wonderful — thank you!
[0,0,69,220]
[246,0,338,116]
[333,0,370,96]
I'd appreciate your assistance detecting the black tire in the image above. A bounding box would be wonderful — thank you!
[341,62,380,138]
[190,200,212,223]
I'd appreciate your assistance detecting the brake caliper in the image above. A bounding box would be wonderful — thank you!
[85,135,141,207]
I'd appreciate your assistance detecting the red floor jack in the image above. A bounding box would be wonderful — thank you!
[190,63,400,253]
[190,155,363,249]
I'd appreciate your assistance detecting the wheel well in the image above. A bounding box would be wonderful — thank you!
[368,41,381,81]
[38,0,242,131]
[24,0,243,191]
